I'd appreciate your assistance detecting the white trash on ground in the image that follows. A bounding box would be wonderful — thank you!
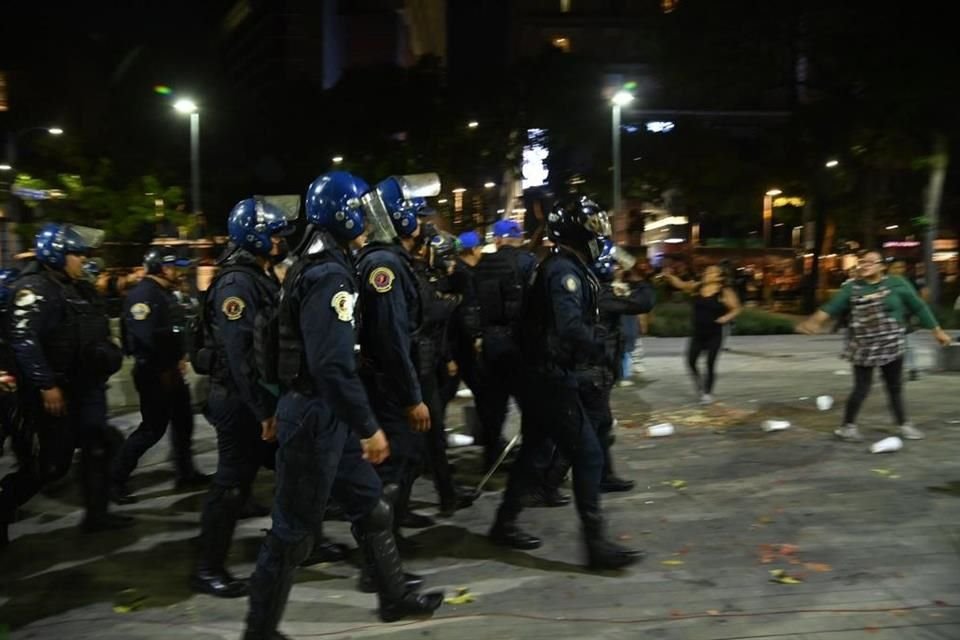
[869,436,903,454]
[762,420,791,432]
[647,423,675,437]
[816,395,834,411]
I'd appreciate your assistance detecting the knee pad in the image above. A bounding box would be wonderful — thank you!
[357,499,393,533]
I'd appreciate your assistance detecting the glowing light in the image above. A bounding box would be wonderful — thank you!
[663,238,685,244]
[825,159,839,168]
[47,127,64,135]
[611,90,634,107]
[154,85,173,95]
[765,189,783,196]
[467,121,479,129]
[437,198,448,204]
[452,188,467,194]
[885,224,899,230]
[331,156,343,164]
[645,121,674,133]
[522,128,549,189]
[174,99,198,114]
[0,164,11,171]
[484,181,496,189]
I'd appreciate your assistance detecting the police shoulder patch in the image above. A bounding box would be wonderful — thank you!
[563,274,579,293]
[130,302,151,321]
[369,267,395,293]
[331,290,355,322]
[222,296,246,320]
[14,289,37,307]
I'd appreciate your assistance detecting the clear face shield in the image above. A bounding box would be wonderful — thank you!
[65,224,106,254]
[254,194,301,236]
[363,173,442,244]
[583,210,611,260]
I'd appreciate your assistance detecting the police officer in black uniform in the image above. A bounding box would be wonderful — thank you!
[355,174,439,543]
[413,227,474,517]
[110,247,207,503]
[488,197,642,570]
[538,237,656,498]
[188,198,292,598]
[473,219,537,470]
[0,224,128,547]
[442,231,483,408]
[244,172,442,638]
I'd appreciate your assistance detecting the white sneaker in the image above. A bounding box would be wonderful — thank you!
[455,388,474,399]
[447,433,475,447]
[900,423,925,440]
[699,394,714,405]
[834,424,864,442]
[616,379,635,387]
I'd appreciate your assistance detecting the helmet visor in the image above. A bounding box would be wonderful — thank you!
[254,194,300,236]
[360,191,398,244]
[394,173,441,200]
[64,225,105,254]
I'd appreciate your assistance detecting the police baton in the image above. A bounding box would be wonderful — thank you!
[473,432,521,498]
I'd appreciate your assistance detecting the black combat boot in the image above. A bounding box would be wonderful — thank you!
[80,442,134,533]
[489,506,542,550]
[190,486,248,598]
[354,501,443,622]
[581,510,643,570]
[243,533,312,639]
[383,482,423,553]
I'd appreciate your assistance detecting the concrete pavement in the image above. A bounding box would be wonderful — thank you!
[1,334,959,639]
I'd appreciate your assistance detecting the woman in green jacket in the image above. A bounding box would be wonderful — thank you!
[797,250,952,442]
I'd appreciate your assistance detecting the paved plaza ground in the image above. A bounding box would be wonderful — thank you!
[2,334,959,639]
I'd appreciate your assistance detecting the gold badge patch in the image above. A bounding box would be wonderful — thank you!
[331,291,355,322]
[369,267,395,293]
[14,289,37,307]
[222,296,246,320]
[563,275,579,293]
[130,302,151,321]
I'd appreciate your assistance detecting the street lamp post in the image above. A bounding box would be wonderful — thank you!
[611,90,634,217]
[174,99,201,216]
[763,188,782,247]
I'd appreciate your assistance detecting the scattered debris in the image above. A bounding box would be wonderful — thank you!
[816,395,834,411]
[762,419,791,432]
[444,587,475,605]
[647,423,675,437]
[769,569,803,584]
[869,436,903,454]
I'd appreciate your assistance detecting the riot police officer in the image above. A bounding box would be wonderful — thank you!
[537,238,656,498]
[189,197,294,597]
[443,231,483,408]
[0,224,127,547]
[244,172,442,638]
[355,174,440,542]
[473,219,536,470]
[488,197,642,570]
[110,247,207,503]
[413,227,473,517]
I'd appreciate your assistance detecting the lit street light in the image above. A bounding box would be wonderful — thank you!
[173,98,201,216]
[452,187,467,194]
[48,127,64,136]
[611,89,634,217]
[331,156,343,164]
[467,121,479,129]
[483,181,496,189]
[824,159,839,168]
[0,164,10,172]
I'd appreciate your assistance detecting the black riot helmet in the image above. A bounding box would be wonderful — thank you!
[547,196,611,261]
[143,246,179,276]
[428,231,458,273]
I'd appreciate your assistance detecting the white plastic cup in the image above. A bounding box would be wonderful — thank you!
[647,423,675,437]
[869,436,903,454]
[816,395,834,411]
[762,419,791,432]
